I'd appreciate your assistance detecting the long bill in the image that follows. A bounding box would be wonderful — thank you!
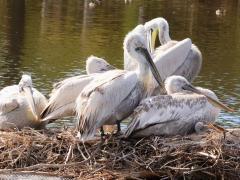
[182,84,234,112]
[23,87,38,120]
[136,47,166,93]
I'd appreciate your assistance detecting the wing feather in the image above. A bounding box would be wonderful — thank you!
[40,75,95,122]
[154,38,192,80]
[0,85,20,114]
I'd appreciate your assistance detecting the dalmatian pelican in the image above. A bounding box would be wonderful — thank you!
[124,76,233,138]
[0,75,47,129]
[143,17,202,82]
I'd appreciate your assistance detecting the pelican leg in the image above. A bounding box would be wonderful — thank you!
[116,120,121,133]
[100,126,105,137]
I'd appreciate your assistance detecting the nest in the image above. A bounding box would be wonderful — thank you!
[0,127,239,179]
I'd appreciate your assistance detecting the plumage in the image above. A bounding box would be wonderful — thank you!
[0,75,47,130]
[76,26,165,141]
[40,74,95,122]
[125,76,232,138]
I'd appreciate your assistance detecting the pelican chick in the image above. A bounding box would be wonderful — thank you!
[125,76,233,138]
[76,25,165,141]
[0,75,47,130]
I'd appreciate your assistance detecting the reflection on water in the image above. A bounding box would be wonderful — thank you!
[0,0,239,127]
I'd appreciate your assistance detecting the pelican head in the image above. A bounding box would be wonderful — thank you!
[86,55,114,74]
[165,75,234,112]
[144,17,171,52]
[124,25,148,62]
[165,75,189,94]
[19,74,38,119]
[124,26,165,90]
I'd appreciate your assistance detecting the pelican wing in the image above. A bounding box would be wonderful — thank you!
[0,99,19,114]
[51,75,89,95]
[32,88,48,117]
[76,70,138,140]
[154,38,192,80]
[40,75,95,122]
[125,94,216,138]
[0,85,20,114]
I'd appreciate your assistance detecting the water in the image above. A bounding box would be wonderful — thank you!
[0,0,240,127]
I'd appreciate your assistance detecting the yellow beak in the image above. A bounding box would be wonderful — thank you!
[150,29,159,52]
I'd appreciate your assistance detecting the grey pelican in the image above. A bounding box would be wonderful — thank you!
[40,56,114,123]
[76,25,165,141]
[143,17,202,82]
[0,75,47,130]
[124,76,233,138]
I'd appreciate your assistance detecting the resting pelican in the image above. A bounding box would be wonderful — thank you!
[0,75,47,130]
[40,56,114,123]
[124,76,233,138]
[143,17,202,82]
[76,25,165,141]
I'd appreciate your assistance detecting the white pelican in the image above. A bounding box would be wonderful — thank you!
[76,25,165,141]
[40,55,115,123]
[86,55,115,74]
[124,76,234,138]
[0,75,47,130]
[143,17,202,82]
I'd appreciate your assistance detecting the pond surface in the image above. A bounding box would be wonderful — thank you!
[0,0,240,128]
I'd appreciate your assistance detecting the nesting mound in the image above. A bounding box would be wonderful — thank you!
[0,128,239,179]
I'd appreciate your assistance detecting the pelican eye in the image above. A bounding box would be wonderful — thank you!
[135,47,141,51]
[136,46,146,51]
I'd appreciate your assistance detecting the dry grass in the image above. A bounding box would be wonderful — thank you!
[0,127,239,179]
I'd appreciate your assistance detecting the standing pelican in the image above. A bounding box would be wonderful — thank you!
[143,17,202,82]
[124,76,233,138]
[76,25,165,141]
[40,56,114,123]
[0,75,47,130]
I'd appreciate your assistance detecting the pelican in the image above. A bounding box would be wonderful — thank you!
[124,76,233,138]
[76,25,165,141]
[40,56,114,123]
[0,75,47,130]
[143,17,202,82]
